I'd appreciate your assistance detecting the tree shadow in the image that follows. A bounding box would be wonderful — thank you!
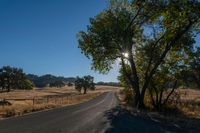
[104,106,187,133]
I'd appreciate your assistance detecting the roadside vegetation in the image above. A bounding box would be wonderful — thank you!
[77,0,200,118]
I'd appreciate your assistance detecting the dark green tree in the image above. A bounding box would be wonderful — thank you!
[0,66,34,92]
[67,82,73,87]
[75,75,95,94]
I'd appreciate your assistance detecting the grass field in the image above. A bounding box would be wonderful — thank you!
[0,85,120,119]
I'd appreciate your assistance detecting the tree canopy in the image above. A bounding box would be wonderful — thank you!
[0,66,34,92]
[75,75,95,94]
[78,0,200,108]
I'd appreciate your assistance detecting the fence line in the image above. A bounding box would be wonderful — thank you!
[0,93,96,107]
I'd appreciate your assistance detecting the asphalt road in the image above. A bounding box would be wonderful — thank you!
[0,92,184,133]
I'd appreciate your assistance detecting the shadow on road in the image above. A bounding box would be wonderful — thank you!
[104,106,186,133]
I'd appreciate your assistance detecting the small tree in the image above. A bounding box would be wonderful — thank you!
[67,82,73,87]
[75,75,95,94]
[21,79,34,90]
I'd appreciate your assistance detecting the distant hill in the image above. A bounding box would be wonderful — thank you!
[26,74,120,88]
[26,74,76,88]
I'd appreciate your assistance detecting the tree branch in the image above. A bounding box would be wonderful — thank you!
[141,20,193,97]
[163,80,178,105]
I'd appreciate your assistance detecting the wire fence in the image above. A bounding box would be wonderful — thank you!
[0,93,95,108]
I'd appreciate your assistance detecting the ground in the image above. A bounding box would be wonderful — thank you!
[0,85,120,118]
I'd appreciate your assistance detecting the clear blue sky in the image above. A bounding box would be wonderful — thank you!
[0,0,120,82]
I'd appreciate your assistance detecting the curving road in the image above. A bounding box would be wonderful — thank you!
[0,92,184,133]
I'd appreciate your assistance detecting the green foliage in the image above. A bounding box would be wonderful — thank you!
[180,47,200,89]
[77,0,143,73]
[21,79,34,90]
[0,66,34,91]
[122,88,134,105]
[77,0,200,109]
[189,47,200,89]
[75,75,95,94]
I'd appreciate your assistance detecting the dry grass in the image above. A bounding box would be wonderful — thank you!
[176,89,200,118]
[117,88,200,132]
[0,86,77,99]
[118,87,200,118]
[179,89,200,101]
[0,85,119,119]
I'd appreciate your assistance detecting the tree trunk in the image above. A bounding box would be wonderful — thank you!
[193,75,200,89]
[121,57,140,107]
[83,87,87,94]
[128,48,141,108]
[138,94,145,108]
[163,80,177,105]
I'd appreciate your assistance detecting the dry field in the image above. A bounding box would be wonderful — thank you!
[179,89,200,101]
[177,89,200,118]
[0,85,120,119]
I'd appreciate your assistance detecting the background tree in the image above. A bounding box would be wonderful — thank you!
[78,0,200,108]
[0,66,34,92]
[75,76,95,94]
[67,82,73,87]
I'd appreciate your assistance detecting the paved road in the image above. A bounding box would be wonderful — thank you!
[0,92,184,133]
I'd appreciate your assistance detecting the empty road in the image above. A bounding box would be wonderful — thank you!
[0,92,184,133]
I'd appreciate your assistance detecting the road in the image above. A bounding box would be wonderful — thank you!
[0,92,184,133]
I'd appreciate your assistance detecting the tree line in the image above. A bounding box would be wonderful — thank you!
[0,66,96,94]
[77,0,200,110]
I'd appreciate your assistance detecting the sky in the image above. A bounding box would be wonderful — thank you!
[0,0,120,82]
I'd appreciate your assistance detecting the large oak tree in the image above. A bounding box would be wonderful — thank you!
[77,0,200,108]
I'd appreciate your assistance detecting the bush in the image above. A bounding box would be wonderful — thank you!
[122,88,134,105]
